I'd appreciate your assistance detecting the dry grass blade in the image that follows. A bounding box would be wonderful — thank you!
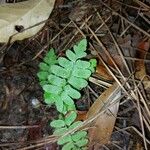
[63,15,93,50]
[115,0,149,11]
[89,77,112,88]
[115,126,150,145]
[71,20,130,97]
[32,21,72,60]
[134,0,150,10]
[18,136,58,150]
[0,125,39,129]
[87,82,120,117]
[85,23,136,100]
[89,15,111,40]
[135,91,148,150]
[96,11,131,75]
[94,11,140,101]
[99,0,150,38]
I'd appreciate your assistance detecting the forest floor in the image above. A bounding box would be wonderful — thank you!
[0,0,150,150]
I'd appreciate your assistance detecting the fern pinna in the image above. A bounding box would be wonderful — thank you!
[37,39,96,150]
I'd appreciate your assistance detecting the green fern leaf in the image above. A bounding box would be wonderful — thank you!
[51,65,70,78]
[66,103,76,111]
[73,39,87,52]
[73,67,91,79]
[37,39,97,150]
[72,147,81,150]
[43,84,62,95]
[62,103,67,115]
[43,49,57,65]
[58,135,72,145]
[73,39,87,59]
[58,57,73,70]
[39,81,48,86]
[55,98,64,113]
[72,131,87,142]
[61,91,74,106]
[90,59,97,67]
[39,62,49,71]
[50,119,65,128]
[75,139,88,147]
[65,111,77,126]
[75,51,87,59]
[62,103,76,114]
[66,50,77,62]
[53,127,68,136]
[62,142,75,150]
[64,85,81,99]
[75,60,90,69]
[68,76,88,90]
[68,121,83,130]
[48,74,66,87]
[89,59,97,72]
[44,92,56,104]
[37,71,48,81]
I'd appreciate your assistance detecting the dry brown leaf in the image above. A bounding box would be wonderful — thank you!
[135,40,150,80]
[87,82,121,148]
[135,40,150,90]
[96,64,114,81]
[76,111,87,121]
[0,0,55,43]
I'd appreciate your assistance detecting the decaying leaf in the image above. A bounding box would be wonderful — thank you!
[96,64,114,81]
[135,41,149,80]
[135,40,150,89]
[0,0,55,43]
[76,111,87,121]
[87,82,121,147]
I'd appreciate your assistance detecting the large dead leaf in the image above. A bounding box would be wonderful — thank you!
[0,0,55,43]
[87,82,121,148]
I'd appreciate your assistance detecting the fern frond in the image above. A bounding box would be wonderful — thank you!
[37,39,97,150]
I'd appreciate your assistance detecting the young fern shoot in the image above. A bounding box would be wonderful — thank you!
[37,39,97,150]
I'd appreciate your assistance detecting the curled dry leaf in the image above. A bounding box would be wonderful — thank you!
[0,0,55,43]
[87,82,121,148]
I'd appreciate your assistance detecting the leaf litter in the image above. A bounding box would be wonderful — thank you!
[0,0,150,150]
